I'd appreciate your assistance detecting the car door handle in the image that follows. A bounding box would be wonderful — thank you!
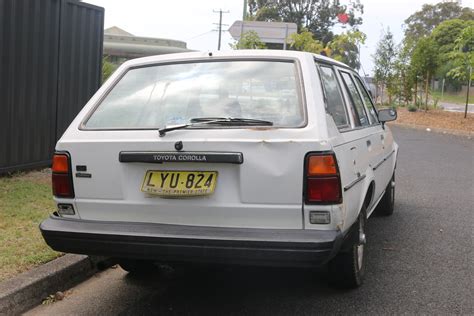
[350,146,356,151]
[366,140,371,147]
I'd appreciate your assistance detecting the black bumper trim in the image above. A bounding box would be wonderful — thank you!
[40,216,343,267]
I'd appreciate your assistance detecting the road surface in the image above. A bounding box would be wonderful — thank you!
[26,126,474,315]
[440,102,474,113]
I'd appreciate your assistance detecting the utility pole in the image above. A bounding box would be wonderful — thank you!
[213,9,229,50]
[243,0,247,20]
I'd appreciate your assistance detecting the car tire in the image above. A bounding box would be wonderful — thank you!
[118,259,156,274]
[375,172,395,216]
[329,208,367,289]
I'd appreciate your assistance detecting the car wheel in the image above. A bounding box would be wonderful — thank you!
[118,259,156,274]
[329,208,367,289]
[375,172,395,216]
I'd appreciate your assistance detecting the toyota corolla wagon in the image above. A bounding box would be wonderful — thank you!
[40,50,398,288]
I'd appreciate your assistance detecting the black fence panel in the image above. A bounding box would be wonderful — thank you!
[0,0,104,174]
[0,0,61,173]
[56,0,104,137]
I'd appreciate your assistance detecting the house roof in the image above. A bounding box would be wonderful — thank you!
[104,26,134,36]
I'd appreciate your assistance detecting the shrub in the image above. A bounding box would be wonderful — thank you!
[408,105,417,112]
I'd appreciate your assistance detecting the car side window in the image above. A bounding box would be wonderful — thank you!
[318,65,349,128]
[340,71,369,127]
[354,76,379,124]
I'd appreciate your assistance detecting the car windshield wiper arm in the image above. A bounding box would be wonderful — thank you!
[190,117,273,125]
[158,117,273,137]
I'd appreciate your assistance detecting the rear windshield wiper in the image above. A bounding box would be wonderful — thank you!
[190,117,273,125]
[158,117,273,137]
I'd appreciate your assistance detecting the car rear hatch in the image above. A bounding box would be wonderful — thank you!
[56,56,327,229]
[62,129,320,229]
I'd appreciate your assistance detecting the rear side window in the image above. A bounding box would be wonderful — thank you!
[83,60,304,129]
[318,65,349,128]
[340,72,369,127]
[354,76,378,124]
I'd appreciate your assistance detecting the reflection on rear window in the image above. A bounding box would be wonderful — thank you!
[84,60,304,129]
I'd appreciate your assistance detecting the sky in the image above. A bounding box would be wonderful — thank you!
[86,0,474,76]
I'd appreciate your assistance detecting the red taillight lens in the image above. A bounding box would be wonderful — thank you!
[305,153,342,204]
[307,177,341,203]
[52,153,74,198]
[52,173,73,197]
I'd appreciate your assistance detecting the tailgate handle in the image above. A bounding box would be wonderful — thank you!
[119,151,244,164]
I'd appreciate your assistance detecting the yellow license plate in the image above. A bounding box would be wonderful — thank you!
[141,171,218,196]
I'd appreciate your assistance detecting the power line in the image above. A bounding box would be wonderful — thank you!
[213,9,229,50]
[186,30,215,41]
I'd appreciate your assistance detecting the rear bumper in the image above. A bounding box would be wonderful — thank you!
[40,215,343,267]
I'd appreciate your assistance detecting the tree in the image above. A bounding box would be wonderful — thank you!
[431,19,474,88]
[288,28,324,54]
[446,25,474,83]
[289,29,365,69]
[410,37,439,109]
[431,19,471,57]
[327,30,366,70]
[102,57,117,84]
[403,2,474,44]
[248,0,364,44]
[392,46,414,106]
[230,31,267,49]
[372,29,397,104]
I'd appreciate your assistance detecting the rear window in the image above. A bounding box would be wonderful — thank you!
[84,60,304,129]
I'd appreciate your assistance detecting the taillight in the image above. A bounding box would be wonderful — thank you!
[52,152,74,198]
[305,153,342,204]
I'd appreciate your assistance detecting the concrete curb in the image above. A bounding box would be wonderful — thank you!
[388,122,473,138]
[0,255,111,316]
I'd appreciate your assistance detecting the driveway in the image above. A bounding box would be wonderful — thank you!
[26,126,474,315]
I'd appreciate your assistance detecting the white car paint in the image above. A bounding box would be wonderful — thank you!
[54,50,398,237]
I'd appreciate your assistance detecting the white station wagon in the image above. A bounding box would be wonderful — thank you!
[40,50,398,288]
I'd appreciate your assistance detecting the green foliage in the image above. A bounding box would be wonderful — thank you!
[373,28,397,102]
[289,28,365,69]
[289,29,324,53]
[432,19,471,57]
[248,0,364,44]
[407,104,417,112]
[328,30,366,70]
[446,26,474,83]
[410,37,439,80]
[230,31,267,50]
[403,2,473,45]
[102,56,117,84]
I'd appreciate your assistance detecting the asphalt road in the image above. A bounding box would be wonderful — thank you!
[440,102,474,113]
[27,126,474,315]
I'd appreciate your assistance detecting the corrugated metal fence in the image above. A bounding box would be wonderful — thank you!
[0,0,104,174]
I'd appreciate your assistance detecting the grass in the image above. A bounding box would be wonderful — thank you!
[432,90,472,105]
[0,170,60,282]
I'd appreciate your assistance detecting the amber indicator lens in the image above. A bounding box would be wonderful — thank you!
[307,155,337,176]
[52,154,69,173]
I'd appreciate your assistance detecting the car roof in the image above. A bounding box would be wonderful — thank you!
[122,49,351,69]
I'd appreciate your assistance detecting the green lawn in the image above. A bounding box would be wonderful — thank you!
[0,171,60,282]
[432,90,472,105]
